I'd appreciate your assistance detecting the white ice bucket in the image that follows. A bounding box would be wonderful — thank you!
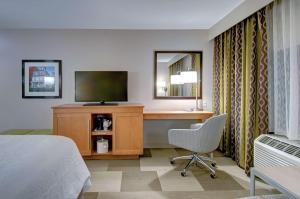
[97,138,108,153]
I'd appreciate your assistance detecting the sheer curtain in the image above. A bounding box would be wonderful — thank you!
[268,0,300,140]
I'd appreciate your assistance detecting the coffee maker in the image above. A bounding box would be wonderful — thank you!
[95,115,105,131]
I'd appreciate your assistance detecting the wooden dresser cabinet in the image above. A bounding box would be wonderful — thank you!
[52,104,144,159]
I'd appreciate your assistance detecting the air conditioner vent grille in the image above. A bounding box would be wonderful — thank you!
[294,150,300,158]
[275,142,289,150]
[284,145,299,155]
[257,135,300,157]
[268,140,278,147]
[259,136,272,144]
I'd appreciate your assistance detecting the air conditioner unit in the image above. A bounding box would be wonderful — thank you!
[254,134,300,167]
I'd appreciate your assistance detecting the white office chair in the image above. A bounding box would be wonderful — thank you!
[168,114,226,178]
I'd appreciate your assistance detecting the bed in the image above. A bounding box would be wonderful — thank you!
[0,135,91,199]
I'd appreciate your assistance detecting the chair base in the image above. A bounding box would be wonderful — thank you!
[170,153,217,178]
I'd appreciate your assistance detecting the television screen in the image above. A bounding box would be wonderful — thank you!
[75,71,128,102]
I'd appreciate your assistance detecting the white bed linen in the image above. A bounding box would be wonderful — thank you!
[0,135,91,199]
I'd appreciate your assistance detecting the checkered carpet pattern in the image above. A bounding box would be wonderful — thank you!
[80,148,278,199]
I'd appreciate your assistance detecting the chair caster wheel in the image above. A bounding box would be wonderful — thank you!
[170,160,175,165]
[181,171,187,177]
[210,173,216,179]
[211,163,216,167]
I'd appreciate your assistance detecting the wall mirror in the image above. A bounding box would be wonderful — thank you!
[154,51,202,99]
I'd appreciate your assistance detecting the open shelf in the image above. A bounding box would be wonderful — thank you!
[91,130,113,136]
[91,134,113,155]
[91,113,113,132]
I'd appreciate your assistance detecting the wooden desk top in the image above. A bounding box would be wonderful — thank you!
[143,110,214,120]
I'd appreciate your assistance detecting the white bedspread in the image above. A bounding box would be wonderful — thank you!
[0,135,91,199]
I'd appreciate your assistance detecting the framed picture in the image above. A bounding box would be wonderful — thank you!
[22,60,62,98]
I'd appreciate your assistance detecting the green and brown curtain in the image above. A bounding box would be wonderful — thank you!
[191,54,201,96]
[213,8,269,174]
[169,59,184,96]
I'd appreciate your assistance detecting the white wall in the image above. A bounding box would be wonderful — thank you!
[209,0,273,40]
[0,29,213,147]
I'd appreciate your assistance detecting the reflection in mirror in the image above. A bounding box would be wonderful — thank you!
[155,51,202,99]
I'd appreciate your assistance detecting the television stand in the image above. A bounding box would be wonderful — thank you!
[83,101,118,106]
[52,103,144,159]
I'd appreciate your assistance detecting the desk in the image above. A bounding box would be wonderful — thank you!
[143,110,214,148]
[250,166,300,199]
[143,110,214,120]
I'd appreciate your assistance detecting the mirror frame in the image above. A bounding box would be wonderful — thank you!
[154,50,203,99]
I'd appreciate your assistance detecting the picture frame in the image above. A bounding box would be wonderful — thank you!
[22,60,62,98]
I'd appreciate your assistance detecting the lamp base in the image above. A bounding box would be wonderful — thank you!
[185,107,203,112]
[191,108,203,112]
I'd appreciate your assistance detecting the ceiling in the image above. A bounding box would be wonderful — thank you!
[157,53,188,65]
[0,0,245,29]
[157,53,178,63]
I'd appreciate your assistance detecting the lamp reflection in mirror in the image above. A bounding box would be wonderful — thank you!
[157,81,166,87]
[181,71,201,111]
[157,81,167,96]
[181,71,197,83]
[170,74,183,85]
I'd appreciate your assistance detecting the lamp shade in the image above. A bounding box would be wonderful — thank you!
[181,71,197,83]
[157,81,166,87]
[170,74,183,85]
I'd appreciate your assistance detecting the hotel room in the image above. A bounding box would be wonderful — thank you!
[0,0,299,199]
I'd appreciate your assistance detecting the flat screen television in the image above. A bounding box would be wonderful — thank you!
[75,71,128,105]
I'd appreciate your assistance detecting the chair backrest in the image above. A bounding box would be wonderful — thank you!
[197,114,227,153]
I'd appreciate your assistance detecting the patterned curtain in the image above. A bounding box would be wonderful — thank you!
[169,59,184,96]
[213,8,269,174]
[191,54,201,97]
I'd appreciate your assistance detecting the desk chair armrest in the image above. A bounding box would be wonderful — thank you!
[190,123,204,129]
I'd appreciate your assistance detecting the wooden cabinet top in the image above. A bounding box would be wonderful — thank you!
[52,103,144,109]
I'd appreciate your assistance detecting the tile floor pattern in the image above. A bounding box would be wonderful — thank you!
[80,148,279,199]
